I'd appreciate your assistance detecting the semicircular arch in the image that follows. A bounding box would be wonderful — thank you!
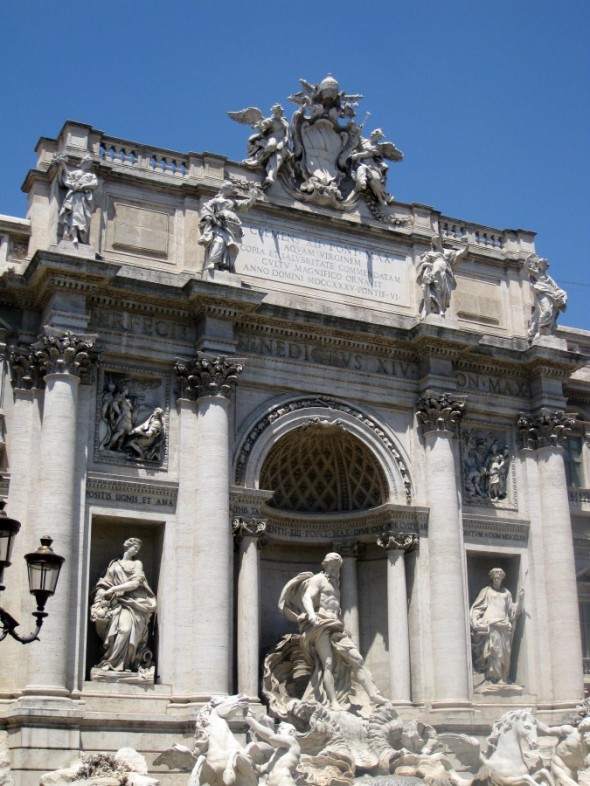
[233,395,412,505]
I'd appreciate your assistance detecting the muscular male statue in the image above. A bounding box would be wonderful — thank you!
[279,552,387,711]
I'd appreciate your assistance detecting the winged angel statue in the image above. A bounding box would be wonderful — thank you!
[229,75,404,215]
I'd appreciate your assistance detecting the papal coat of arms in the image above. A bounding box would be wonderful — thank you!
[229,74,403,219]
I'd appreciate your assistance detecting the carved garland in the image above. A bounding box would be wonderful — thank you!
[234,396,412,502]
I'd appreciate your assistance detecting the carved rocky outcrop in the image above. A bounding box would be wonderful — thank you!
[175,353,244,399]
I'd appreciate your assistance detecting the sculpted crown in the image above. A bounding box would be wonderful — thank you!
[517,409,576,449]
[416,392,466,436]
[175,352,245,400]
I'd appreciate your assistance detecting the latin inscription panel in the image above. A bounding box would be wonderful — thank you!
[237,226,410,306]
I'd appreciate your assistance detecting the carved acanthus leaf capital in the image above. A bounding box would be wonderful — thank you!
[517,409,577,450]
[377,531,419,553]
[9,347,45,390]
[416,392,466,436]
[175,353,244,400]
[233,517,267,543]
[32,328,98,380]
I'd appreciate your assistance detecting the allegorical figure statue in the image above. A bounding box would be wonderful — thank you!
[53,153,99,245]
[527,255,567,339]
[349,128,402,205]
[470,568,524,686]
[90,538,156,680]
[277,552,387,711]
[228,104,291,187]
[417,235,469,317]
[199,180,260,275]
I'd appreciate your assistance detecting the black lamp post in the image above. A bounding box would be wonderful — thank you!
[0,501,65,644]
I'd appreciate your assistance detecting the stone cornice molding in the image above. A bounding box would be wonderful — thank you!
[32,327,98,380]
[377,531,419,552]
[232,517,267,544]
[416,392,466,436]
[175,352,245,400]
[517,408,577,450]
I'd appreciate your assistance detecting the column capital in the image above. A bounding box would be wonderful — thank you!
[377,531,419,553]
[9,347,45,390]
[32,327,98,380]
[331,540,365,559]
[175,352,245,400]
[416,392,466,436]
[233,517,267,544]
[517,408,576,450]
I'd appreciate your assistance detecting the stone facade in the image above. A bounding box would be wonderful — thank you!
[0,79,589,784]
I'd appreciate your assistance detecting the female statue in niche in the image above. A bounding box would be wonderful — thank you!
[470,567,524,689]
[90,538,157,681]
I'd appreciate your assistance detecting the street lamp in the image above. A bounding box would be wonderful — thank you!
[0,501,65,644]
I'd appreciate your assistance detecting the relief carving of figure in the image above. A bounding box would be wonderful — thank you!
[53,153,99,245]
[199,180,261,275]
[228,104,291,187]
[349,128,402,205]
[470,568,524,689]
[417,234,469,317]
[527,255,567,339]
[463,434,511,503]
[90,538,156,682]
[265,552,387,714]
[127,407,165,460]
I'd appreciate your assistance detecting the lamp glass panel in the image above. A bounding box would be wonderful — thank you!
[27,560,60,595]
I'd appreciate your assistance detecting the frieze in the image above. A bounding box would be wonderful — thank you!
[456,370,530,399]
[90,307,193,342]
[234,396,412,501]
[86,474,177,510]
[236,330,418,379]
[262,507,427,542]
[462,516,529,543]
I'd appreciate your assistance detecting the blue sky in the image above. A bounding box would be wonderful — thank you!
[1,1,589,329]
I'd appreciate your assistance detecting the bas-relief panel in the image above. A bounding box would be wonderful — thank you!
[236,224,411,309]
[94,366,170,469]
[460,421,517,510]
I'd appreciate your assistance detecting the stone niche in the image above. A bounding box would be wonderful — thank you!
[86,517,164,683]
[466,551,526,690]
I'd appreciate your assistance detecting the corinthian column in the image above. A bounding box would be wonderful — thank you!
[24,329,97,696]
[175,353,244,695]
[332,540,362,646]
[233,517,266,698]
[377,532,418,703]
[518,410,584,702]
[416,393,471,705]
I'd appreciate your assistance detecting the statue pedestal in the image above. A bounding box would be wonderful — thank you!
[202,268,243,287]
[52,240,98,259]
[90,666,155,685]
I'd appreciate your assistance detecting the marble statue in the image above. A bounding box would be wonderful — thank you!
[349,128,402,205]
[98,379,166,463]
[155,695,259,786]
[127,407,165,460]
[90,538,157,683]
[417,234,469,317]
[463,433,511,503]
[229,75,404,217]
[266,552,387,713]
[470,568,524,689]
[245,715,301,786]
[40,748,159,786]
[199,180,261,275]
[228,104,291,187]
[546,716,590,786]
[527,255,567,339]
[53,153,98,245]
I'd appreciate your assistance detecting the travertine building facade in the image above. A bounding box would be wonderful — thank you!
[1,79,590,784]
